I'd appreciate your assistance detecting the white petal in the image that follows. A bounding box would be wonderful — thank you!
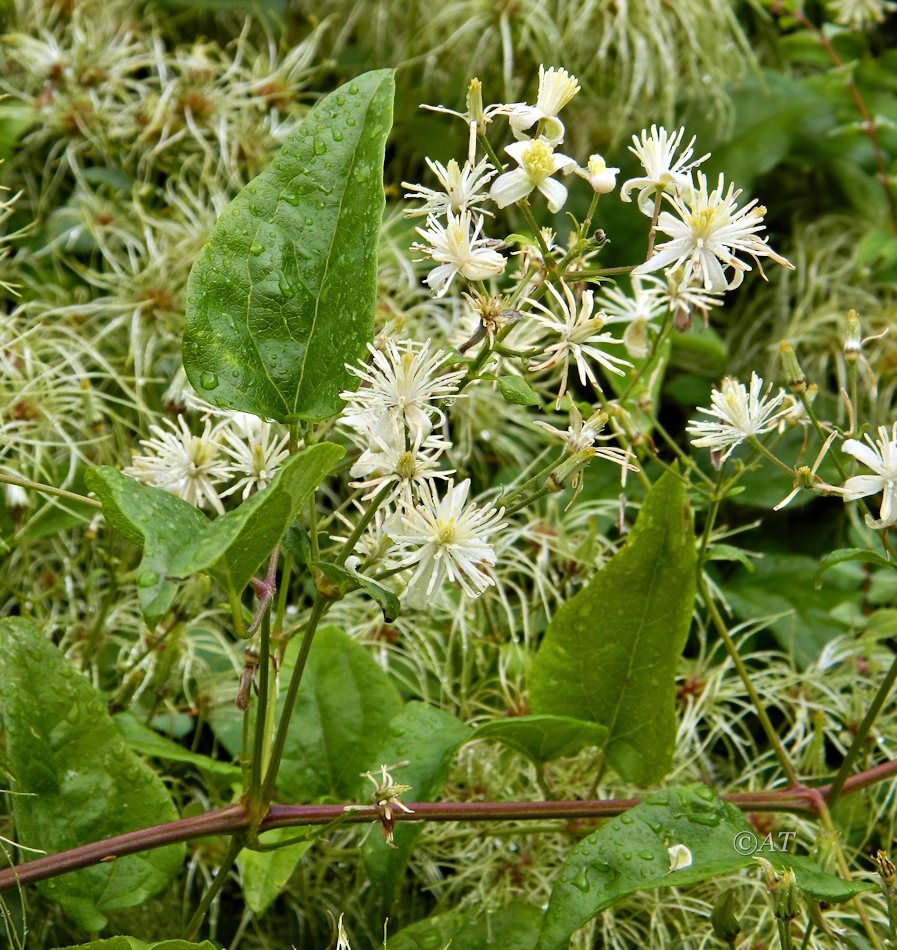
[503,140,531,166]
[490,168,534,208]
[841,474,885,501]
[541,115,566,144]
[881,484,897,524]
[425,263,458,297]
[550,152,577,175]
[634,244,684,276]
[537,176,568,213]
[701,252,728,293]
[843,439,884,472]
[508,106,542,139]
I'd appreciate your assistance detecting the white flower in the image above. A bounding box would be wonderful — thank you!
[536,405,637,478]
[402,157,496,218]
[827,0,896,29]
[490,137,577,213]
[621,125,709,214]
[341,339,466,442]
[655,267,725,329]
[219,413,291,500]
[668,844,693,872]
[350,428,453,503]
[507,65,580,144]
[389,478,505,606]
[840,424,897,527]
[634,173,794,292]
[126,416,229,514]
[600,276,667,358]
[575,154,619,195]
[527,281,631,407]
[413,209,506,297]
[686,373,789,461]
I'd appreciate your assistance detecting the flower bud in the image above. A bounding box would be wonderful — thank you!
[876,849,896,890]
[772,868,801,921]
[576,154,619,194]
[467,78,485,132]
[548,449,595,492]
[710,888,742,945]
[844,309,862,363]
[779,340,806,394]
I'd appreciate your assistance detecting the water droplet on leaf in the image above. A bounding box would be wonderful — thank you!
[200,372,219,391]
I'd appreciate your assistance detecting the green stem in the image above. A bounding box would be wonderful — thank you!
[501,452,565,506]
[0,473,101,509]
[503,485,555,517]
[617,311,673,403]
[518,198,550,258]
[827,650,897,805]
[777,918,794,950]
[698,572,800,786]
[334,481,392,566]
[182,837,242,939]
[259,598,327,806]
[748,437,796,475]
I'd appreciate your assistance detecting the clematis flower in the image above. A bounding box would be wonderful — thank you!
[402,156,495,218]
[634,172,794,292]
[507,65,580,144]
[840,424,897,527]
[687,373,789,461]
[621,125,708,214]
[413,209,506,297]
[490,137,577,213]
[575,154,619,195]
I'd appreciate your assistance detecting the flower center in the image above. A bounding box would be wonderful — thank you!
[436,518,457,545]
[522,139,555,183]
[396,451,417,480]
[688,207,723,240]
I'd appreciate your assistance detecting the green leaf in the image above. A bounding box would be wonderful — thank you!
[241,828,313,917]
[529,471,696,785]
[472,715,608,764]
[54,940,217,950]
[726,553,862,667]
[89,443,343,625]
[388,902,543,950]
[815,547,897,587]
[0,619,184,932]
[170,442,344,592]
[207,627,402,801]
[771,854,876,902]
[537,785,871,949]
[317,560,401,621]
[85,467,209,627]
[182,69,395,422]
[497,375,542,407]
[113,713,241,780]
[363,702,470,903]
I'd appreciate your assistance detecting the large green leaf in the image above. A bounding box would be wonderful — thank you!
[537,785,872,950]
[207,627,402,801]
[726,553,862,667]
[529,471,696,785]
[363,702,470,904]
[169,442,344,591]
[0,619,184,932]
[388,902,543,950]
[182,69,395,422]
[84,466,208,627]
[472,715,608,764]
[88,442,343,624]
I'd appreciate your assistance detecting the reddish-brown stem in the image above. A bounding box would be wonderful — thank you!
[2,760,896,894]
[785,6,897,233]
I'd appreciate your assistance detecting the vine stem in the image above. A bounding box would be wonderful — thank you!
[2,761,896,893]
[0,472,101,509]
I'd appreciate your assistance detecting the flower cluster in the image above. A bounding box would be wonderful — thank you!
[340,339,505,605]
[125,409,290,513]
